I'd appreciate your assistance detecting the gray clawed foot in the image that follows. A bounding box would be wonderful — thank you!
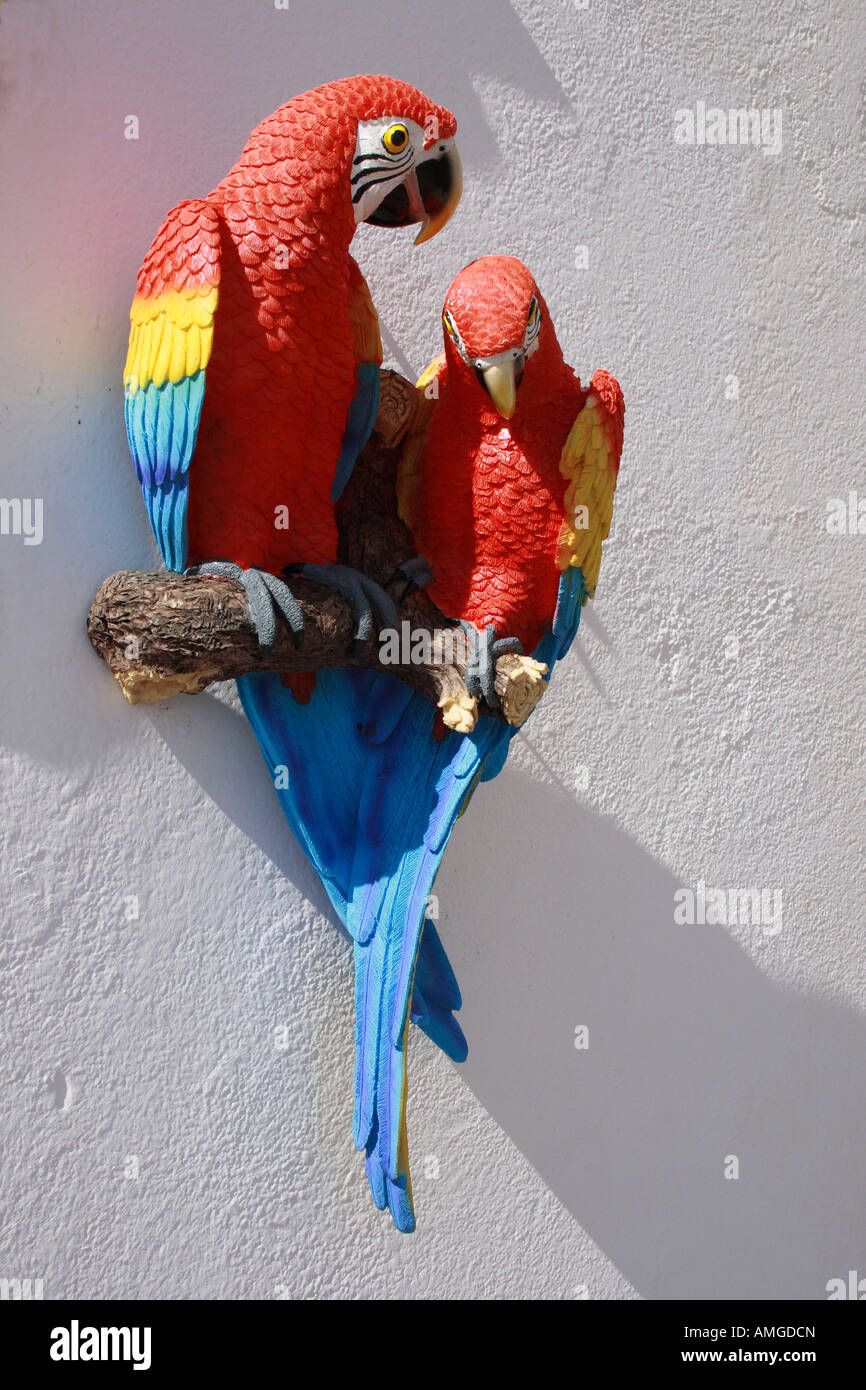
[289,562,399,649]
[394,554,435,603]
[459,621,524,709]
[185,560,305,653]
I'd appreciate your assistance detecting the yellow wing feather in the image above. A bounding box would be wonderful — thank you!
[122,199,222,395]
[556,371,624,598]
[124,284,219,393]
[347,256,383,365]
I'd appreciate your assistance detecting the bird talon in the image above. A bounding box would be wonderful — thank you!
[186,560,305,653]
[394,554,435,602]
[294,562,399,647]
[459,621,524,710]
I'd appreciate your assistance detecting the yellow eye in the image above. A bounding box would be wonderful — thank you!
[383,123,410,155]
[527,297,540,327]
[443,310,458,340]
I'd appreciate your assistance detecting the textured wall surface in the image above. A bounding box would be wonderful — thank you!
[1,0,864,1301]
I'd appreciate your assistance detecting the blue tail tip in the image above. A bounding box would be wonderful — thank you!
[365,1150,416,1233]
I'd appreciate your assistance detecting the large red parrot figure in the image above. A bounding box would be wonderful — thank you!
[123,75,461,635]
[122,77,466,1229]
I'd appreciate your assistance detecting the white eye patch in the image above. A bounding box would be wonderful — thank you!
[351,117,424,224]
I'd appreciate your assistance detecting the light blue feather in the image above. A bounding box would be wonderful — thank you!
[124,371,205,572]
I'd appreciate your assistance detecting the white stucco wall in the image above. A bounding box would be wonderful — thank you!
[1,0,864,1301]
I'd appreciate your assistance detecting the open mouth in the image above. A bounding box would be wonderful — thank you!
[364,147,462,242]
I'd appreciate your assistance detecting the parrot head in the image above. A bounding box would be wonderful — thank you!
[241,75,461,248]
[350,85,462,246]
[440,255,563,419]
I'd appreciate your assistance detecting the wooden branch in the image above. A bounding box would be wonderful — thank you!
[86,371,548,731]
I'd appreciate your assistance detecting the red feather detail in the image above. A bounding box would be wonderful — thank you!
[443,255,536,358]
[589,368,625,465]
[432,711,451,742]
[136,201,220,297]
[281,671,317,703]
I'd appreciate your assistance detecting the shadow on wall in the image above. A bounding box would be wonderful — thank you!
[250,0,574,172]
[447,772,866,1301]
[148,691,342,930]
[6,0,861,1298]
[156,692,866,1302]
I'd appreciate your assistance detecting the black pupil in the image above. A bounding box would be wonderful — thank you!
[391,129,406,147]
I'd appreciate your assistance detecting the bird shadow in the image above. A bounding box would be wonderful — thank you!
[153,688,866,1300]
[443,771,866,1300]
[148,689,342,930]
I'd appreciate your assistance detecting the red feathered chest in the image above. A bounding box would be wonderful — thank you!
[413,369,586,653]
[182,149,360,576]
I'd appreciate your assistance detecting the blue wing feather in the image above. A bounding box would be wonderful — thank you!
[537,565,587,666]
[124,371,206,572]
[240,561,589,1231]
[347,582,591,1228]
[331,363,380,502]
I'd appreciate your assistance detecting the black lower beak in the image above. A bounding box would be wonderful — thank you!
[364,147,462,240]
[363,181,413,229]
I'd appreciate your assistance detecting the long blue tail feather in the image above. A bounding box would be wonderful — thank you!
[237,568,586,1230]
[236,670,469,1060]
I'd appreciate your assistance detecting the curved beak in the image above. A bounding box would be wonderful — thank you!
[477,351,525,419]
[362,142,462,245]
[413,143,463,245]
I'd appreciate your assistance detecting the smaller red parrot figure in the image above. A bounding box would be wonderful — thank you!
[399,253,624,716]
[327,255,625,1230]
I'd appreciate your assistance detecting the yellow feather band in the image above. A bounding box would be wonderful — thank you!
[348,277,383,365]
[123,286,219,392]
[556,395,618,596]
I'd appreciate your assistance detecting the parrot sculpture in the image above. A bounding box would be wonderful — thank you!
[123,74,461,621]
[120,75,466,1220]
[121,77,623,1234]
[298,254,624,1231]
[122,73,467,1195]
